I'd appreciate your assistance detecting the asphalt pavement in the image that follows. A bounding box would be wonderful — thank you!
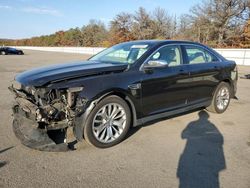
[0,50,249,188]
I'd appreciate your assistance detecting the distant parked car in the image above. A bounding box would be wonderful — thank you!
[0,47,24,55]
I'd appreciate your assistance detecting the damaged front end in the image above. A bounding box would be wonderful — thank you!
[9,81,86,151]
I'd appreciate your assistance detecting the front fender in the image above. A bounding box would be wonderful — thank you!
[73,92,110,141]
[73,90,139,141]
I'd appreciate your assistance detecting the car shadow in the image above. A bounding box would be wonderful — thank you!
[124,108,204,141]
[0,161,9,168]
[125,126,141,140]
[142,108,205,128]
[0,146,14,154]
[0,146,14,169]
[177,111,226,188]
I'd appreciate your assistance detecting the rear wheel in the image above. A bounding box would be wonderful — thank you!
[207,82,231,113]
[1,51,6,55]
[84,95,131,148]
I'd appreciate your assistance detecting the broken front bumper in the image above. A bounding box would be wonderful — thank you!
[12,105,69,151]
[9,85,80,151]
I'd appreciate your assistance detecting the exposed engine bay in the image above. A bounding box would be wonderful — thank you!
[9,82,87,151]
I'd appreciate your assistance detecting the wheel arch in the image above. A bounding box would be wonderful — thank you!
[210,79,233,104]
[222,78,231,85]
[105,91,137,128]
[207,81,231,113]
[221,79,234,97]
[74,90,138,141]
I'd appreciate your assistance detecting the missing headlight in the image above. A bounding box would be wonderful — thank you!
[12,80,22,90]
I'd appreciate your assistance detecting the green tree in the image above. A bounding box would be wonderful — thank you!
[81,20,108,46]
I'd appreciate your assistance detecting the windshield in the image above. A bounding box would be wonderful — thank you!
[89,42,151,64]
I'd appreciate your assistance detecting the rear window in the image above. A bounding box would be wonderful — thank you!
[184,45,218,64]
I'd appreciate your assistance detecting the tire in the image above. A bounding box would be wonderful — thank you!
[84,95,131,148]
[1,51,6,55]
[206,82,231,113]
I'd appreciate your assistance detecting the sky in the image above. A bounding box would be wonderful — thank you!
[0,0,201,39]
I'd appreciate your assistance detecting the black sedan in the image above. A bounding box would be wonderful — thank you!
[0,47,24,55]
[9,40,238,150]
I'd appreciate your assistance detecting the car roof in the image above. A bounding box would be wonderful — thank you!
[123,40,225,61]
[122,40,205,46]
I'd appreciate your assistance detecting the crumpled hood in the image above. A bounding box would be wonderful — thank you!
[15,61,128,87]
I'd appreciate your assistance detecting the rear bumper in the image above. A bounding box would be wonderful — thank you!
[12,105,69,151]
[233,79,237,97]
[231,66,238,97]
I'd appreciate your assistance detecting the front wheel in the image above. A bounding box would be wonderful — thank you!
[1,51,6,55]
[84,95,131,148]
[207,82,231,113]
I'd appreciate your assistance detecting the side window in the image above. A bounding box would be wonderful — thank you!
[184,45,218,64]
[149,45,181,67]
[204,51,219,62]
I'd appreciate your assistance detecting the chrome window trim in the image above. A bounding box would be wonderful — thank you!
[183,44,221,64]
[139,44,183,71]
[140,43,222,71]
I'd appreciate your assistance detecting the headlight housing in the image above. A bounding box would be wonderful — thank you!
[12,80,22,90]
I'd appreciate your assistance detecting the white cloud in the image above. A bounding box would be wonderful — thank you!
[0,4,62,17]
[0,5,12,10]
[22,7,62,17]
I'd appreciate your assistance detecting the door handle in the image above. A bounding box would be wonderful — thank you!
[179,69,189,76]
[214,66,220,70]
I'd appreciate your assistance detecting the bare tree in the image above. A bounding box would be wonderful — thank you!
[132,7,155,39]
[177,0,249,46]
[153,7,174,39]
[211,0,248,44]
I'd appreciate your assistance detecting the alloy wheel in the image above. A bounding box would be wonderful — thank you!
[92,103,127,143]
[216,86,230,111]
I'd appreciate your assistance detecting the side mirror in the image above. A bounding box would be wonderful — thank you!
[144,60,168,69]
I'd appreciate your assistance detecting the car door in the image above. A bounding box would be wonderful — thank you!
[7,48,15,54]
[141,45,190,116]
[182,45,221,105]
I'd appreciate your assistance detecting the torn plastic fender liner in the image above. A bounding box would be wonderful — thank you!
[73,92,113,141]
[74,99,97,141]
[13,107,69,152]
